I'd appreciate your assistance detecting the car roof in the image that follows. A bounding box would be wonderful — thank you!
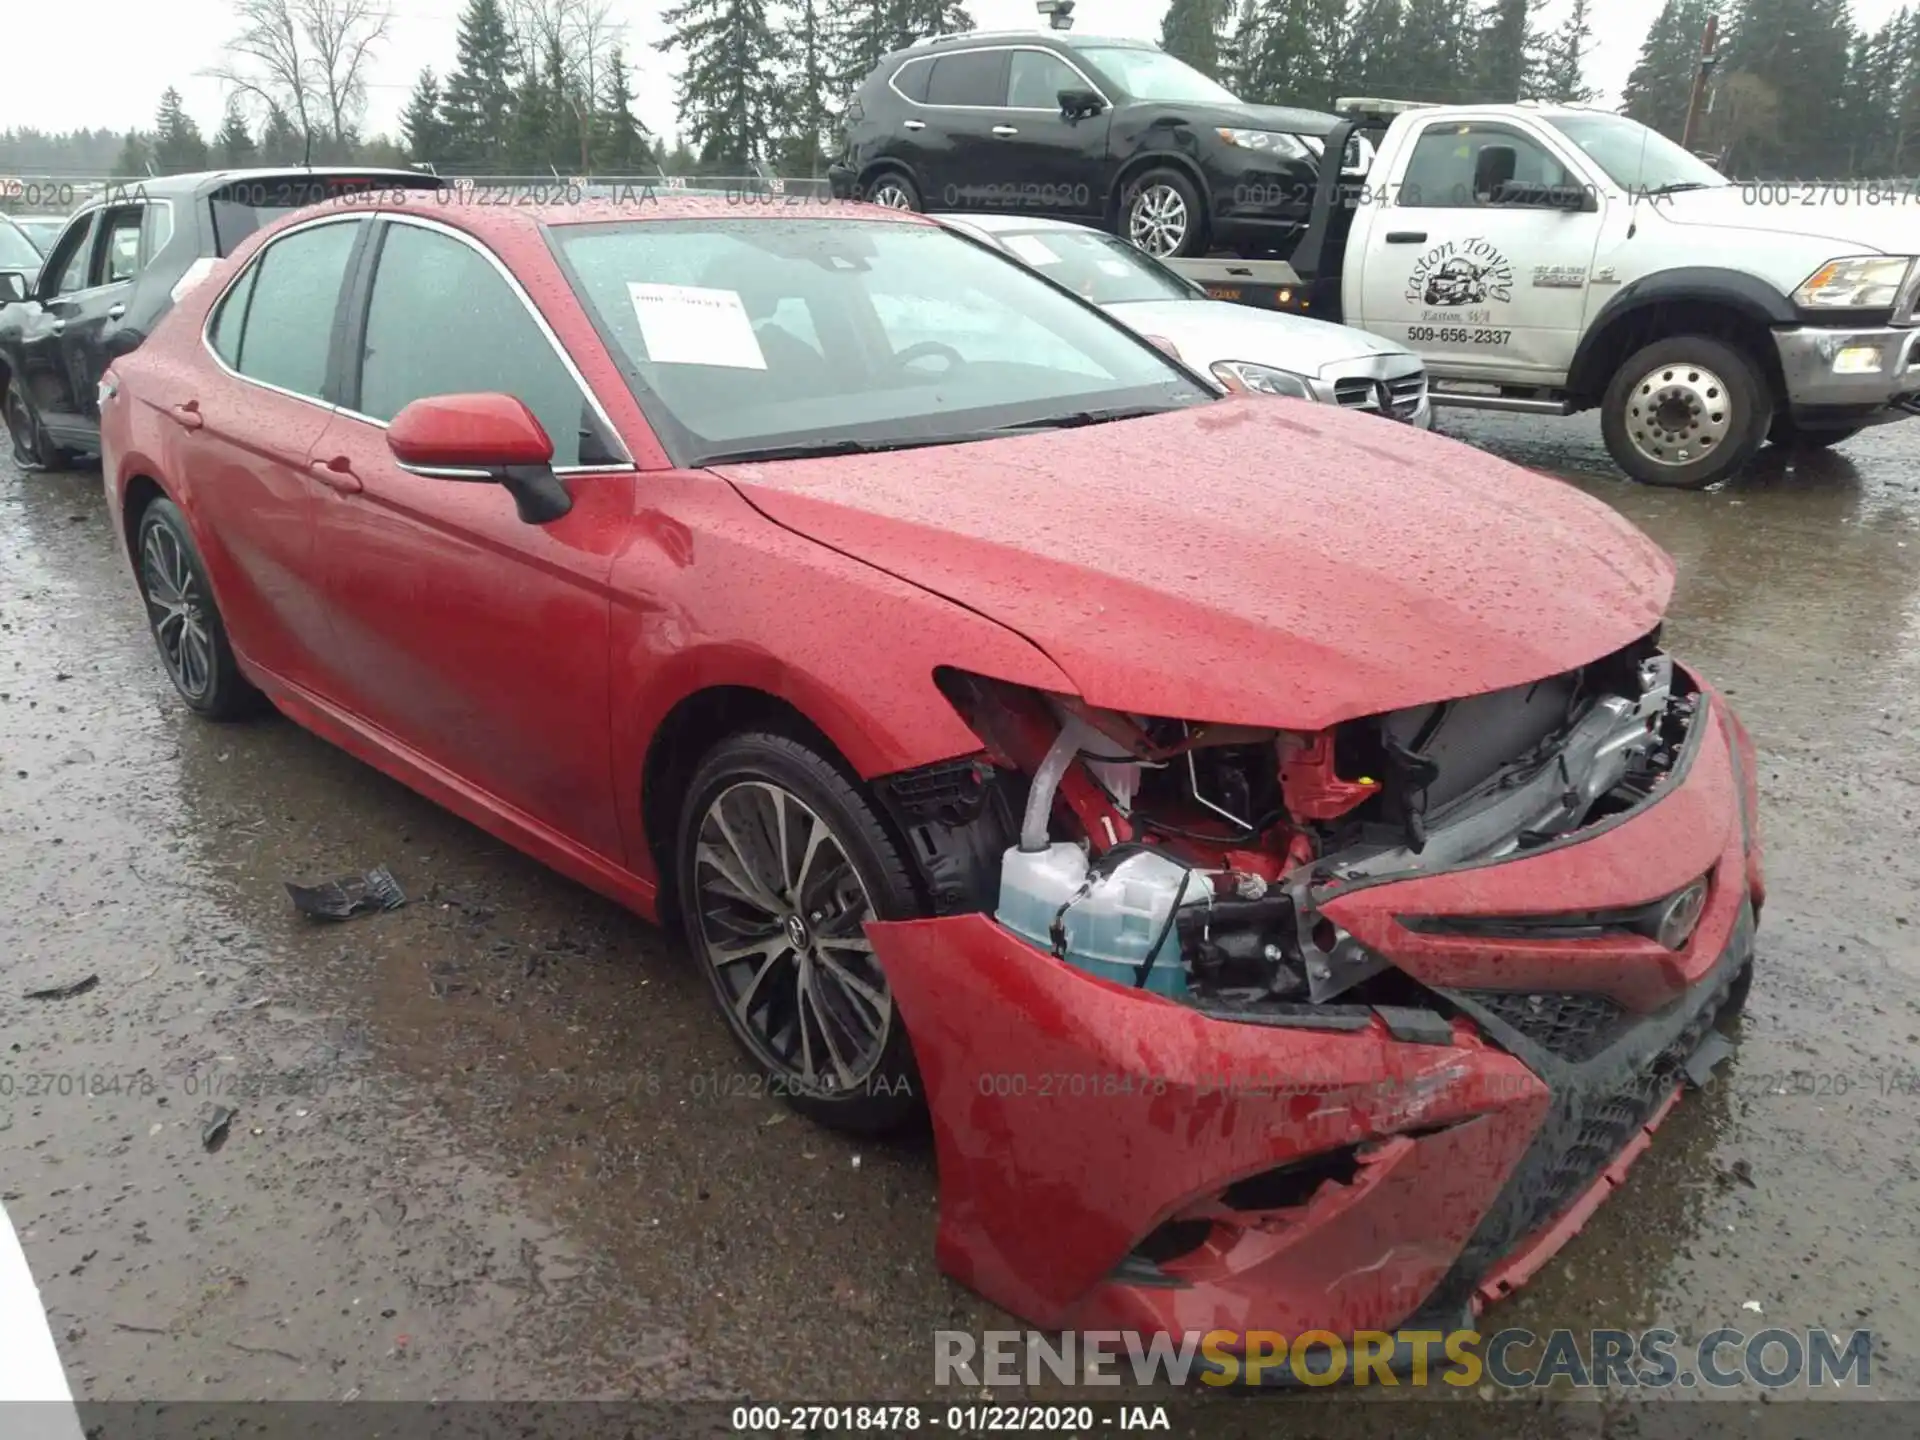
[94,166,442,201]
[928,212,1102,237]
[251,192,938,244]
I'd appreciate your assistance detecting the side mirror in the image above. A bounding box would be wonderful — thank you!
[0,271,29,305]
[1059,87,1105,119]
[387,392,573,525]
[1473,144,1519,201]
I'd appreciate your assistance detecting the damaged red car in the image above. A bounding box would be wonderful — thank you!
[97,196,1762,1369]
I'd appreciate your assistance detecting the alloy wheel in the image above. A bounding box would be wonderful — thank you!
[691,780,893,1095]
[141,522,215,700]
[1624,363,1733,469]
[868,179,915,210]
[1128,184,1189,256]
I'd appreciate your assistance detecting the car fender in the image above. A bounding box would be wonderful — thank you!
[1567,267,1797,397]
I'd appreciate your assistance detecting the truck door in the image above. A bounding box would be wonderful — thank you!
[1357,119,1603,384]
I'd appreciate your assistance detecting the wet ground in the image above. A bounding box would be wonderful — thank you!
[2,412,1918,1431]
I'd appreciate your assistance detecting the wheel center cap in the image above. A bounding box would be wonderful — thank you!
[785,914,810,951]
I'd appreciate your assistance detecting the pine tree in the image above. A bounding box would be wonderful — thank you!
[1472,0,1543,103]
[1533,0,1596,102]
[1622,0,1718,140]
[595,47,652,173]
[402,68,449,165]
[1235,0,1352,111]
[214,100,258,168]
[774,0,836,176]
[112,132,154,179]
[657,0,785,168]
[508,48,554,172]
[441,0,519,170]
[259,104,302,165]
[1345,0,1412,99]
[1720,0,1857,177]
[152,89,209,174]
[544,35,588,173]
[827,0,975,103]
[1395,0,1478,102]
[1160,0,1231,82]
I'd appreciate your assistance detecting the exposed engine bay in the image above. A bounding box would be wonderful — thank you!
[876,628,1703,1018]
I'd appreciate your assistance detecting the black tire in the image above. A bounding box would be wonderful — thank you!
[675,731,923,1135]
[1601,336,1769,490]
[1767,415,1864,450]
[1121,167,1208,258]
[863,169,921,213]
[5,375,79,473]
[133,498,260,720]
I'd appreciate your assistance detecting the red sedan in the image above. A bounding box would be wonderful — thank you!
[97,194,1762,1366]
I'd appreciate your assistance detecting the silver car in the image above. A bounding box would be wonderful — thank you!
[933,212,1431,429]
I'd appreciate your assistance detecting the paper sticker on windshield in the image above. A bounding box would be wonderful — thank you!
[1003,234,1060,266]
[627,283,767,369]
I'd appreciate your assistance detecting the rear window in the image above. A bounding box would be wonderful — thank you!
[208,173,445,256]
[891,56,933,103]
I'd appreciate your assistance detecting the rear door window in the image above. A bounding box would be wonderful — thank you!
[925,50,1010,107]
[227,219,363,398]
[99,207,145,286]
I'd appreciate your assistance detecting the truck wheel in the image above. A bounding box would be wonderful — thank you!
[1122,169,1207,258]
[863,170,920,211]
[675,731,923,1135]
[1767,415,1864,450]
[1602,337,1768,490]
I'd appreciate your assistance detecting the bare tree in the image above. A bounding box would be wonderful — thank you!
[501,0,622,172]
[207,0,391,158]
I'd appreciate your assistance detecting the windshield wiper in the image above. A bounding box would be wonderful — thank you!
[697,434,970,466]
[1643,181,1716,196]
[988,403,1190,434]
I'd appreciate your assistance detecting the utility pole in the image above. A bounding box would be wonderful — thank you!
[1681,14,1720,152]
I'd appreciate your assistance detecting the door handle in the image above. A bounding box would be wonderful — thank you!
[310,456,363,494]
[902,119,926,131]
[991,125,1018,137]
[1385,231,1428,244]
[168,400,203,431]
[107,303,126,320]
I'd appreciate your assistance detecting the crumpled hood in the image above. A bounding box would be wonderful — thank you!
[1104,299,1414,375]
[1654,186,1919,253]
[716,399,1674,731]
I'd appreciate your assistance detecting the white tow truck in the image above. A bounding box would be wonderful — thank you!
[1164,98,1920,488]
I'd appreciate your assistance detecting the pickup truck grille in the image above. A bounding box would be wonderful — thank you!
[1333,369,1428,422]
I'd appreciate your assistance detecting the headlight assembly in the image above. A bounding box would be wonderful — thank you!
[1212,360,1317,400]
[1215,128,1317,162]
[1794,255,1915,309]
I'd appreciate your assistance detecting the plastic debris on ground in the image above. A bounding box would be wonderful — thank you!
[283,866,407,921]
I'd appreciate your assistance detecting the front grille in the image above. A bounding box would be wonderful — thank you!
[1331,370,1427,421]
[1463,991,1626,1063]
[1385,370,1427,419]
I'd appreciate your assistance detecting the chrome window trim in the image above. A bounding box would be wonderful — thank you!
[354,212,635,469]
[198,210,365,416]
[890,44,1111,114]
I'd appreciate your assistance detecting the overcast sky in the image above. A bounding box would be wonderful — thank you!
[0,0,1907,153]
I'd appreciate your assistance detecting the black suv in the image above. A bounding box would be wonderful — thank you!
[828,32,1340,259]
[1,167,445,471]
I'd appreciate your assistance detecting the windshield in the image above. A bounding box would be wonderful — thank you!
[1076,46,1239,104]
[208,174,445,255]
[553,218,1212,466]
[0,221,41,271]
[983,227,1197,305]
[1545,113,1730,193]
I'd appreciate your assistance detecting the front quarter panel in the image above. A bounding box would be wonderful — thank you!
[608,472,1074,884]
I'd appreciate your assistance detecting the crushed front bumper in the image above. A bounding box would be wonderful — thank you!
[865,687,1759,1345]
[1774,322,1920,427]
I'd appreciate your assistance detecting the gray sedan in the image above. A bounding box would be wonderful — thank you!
[934,212,1431,429]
